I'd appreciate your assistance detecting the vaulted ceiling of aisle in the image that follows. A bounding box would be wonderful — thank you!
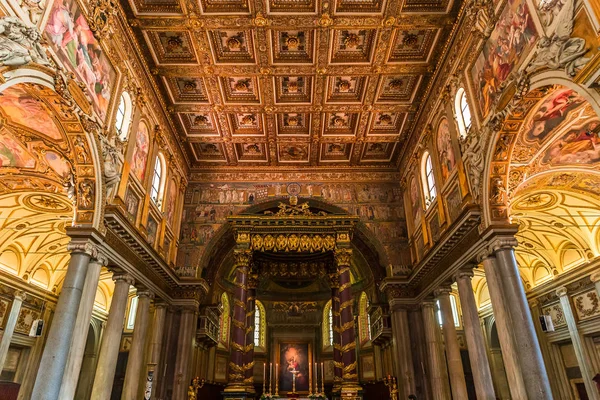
[122,0,461,171]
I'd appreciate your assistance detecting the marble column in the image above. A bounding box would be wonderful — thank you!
[244,273,257,390]
[435,288,468,399]
[494,243,552,399]
[390,306,416,397]
[591,272,600,298]
[122,289,153,400]
[556,287,600,400]
[31,245,93,400]
[172,307,198,399]
[455,270,496,400]
[225,248,252,394]
[329,272,342,389]
[0,291,25,374]
[59,256,105,400]
[421,301,451,400]
[90,273,134,400]
[335,247,361,396]
[480,253,527,399]
[147,303,167,400]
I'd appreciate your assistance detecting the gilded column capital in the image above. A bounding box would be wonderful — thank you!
[334,247,352,266]
[233,248,252,269]
[590,272,600,284]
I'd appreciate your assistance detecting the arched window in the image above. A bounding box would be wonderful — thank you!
[455,88,472,138]
[115,92,133,141]
[322,300,333,348]
[254,300,266,348]
[150,154,166,208]
[421,152,437,207]
[358,292,371,344]
[219,292,230,348]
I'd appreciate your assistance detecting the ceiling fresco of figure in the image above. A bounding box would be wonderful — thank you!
[120,0,460,170]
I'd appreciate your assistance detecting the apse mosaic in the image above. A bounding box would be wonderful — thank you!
[44,0,115,120]
[471,0,538,117]
[177,182,407,277]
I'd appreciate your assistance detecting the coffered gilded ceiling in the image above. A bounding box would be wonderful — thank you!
[124,0,460,170]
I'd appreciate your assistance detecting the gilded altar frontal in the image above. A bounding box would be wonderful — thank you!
[0,0,599,398]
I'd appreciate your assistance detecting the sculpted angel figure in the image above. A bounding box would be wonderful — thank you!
[529,0,591,76]
[0,17,49,66]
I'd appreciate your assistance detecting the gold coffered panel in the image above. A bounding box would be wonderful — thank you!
[123,0,459,169]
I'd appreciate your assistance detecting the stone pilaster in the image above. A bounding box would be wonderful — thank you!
[0,291,25,373]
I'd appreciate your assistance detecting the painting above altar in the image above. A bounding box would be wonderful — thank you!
[278,342,312,394]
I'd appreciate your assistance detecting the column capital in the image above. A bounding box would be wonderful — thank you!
[67,240,99,258]
[421,299,436,309]
[528,299,540,308]
[555,286,568,298]
[454,269,474,282]
[90,252,109,266]
[136,289,155,299]
[476,247,495,263]
[487,236,518,253]
[334,247,352,266]
[113,273,135,286]
[590,272,600,284]
[434,287,452,297]
[13,290,26,301]
[154,302,168,310]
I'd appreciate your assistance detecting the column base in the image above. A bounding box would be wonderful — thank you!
[331,383,362,400]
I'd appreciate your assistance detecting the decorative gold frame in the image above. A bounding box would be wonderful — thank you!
[274,339,314,396]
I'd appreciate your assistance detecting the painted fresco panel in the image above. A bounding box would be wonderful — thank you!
[44,0,115,120]
[471,0,537,117]
[436,118,455,182]
[0,87,61,140]
[0,128,36,168]
[131,122,150,183]
[542,120,600,165]
[165,178,177,227]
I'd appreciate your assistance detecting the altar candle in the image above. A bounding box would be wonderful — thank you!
[270,363,273,392]
[321,362,324,388]
[263,363,266,383]
[276,363,278,384]
[314,362,318,392]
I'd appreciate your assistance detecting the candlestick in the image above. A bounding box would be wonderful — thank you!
[263,363,266,395]
[321,362,325,394]
[269,363,273,395]
[314,362,318,394]
[275,363,279,396]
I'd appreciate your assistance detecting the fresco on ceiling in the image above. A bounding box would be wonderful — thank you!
[524,88,586,143]
[131,122,149,183]
[542,120,600,165]
[436,118,455,182]
[0,87,62,140]
[471,0,537,117]
[409,174,422,231]
[177,181,408,277]
[164,178,178,227]
[0,128,36,168]
[44,151,71,177]
[44,0,115,120]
